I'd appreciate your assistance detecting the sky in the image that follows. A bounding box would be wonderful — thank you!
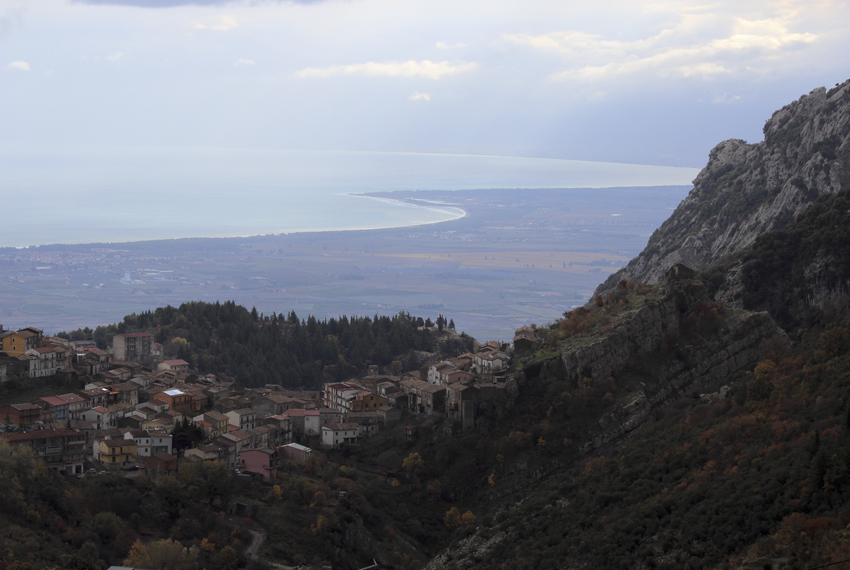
[1,0,848,167]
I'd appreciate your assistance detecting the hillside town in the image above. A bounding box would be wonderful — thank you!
[0,323,546,480]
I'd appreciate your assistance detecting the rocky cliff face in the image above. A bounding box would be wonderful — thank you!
[594,78,850,296]
[424,278,783,570]
[526,277,782,451]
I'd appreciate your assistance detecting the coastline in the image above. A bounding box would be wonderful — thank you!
[2,192,470,249]
[0,185,689,340]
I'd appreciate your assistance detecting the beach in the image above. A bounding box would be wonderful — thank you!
[0,145,699,248]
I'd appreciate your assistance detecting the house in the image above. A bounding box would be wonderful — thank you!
[114,381,140,406]
[133,405,161,421]
[443,370,475,385]
[6,354,37,379]
[247,424,277,449]
[184,443,227,462]
[447,383,479,431]
[427,361,456,384]
[282,408,320,441]
[399,379,446,415]
[112,332,154,362]
[193,410,229,438]
[342,411,380,437]
[82,406,115,429]
[318,408,343,427]
[252,392,300,416]
[57,393,90,419]
[81,346,111,369]
[0,327,42,356]
[73,357,102,377]
[0,352,25,381]
[97,438,137,470]
[124,430,153,457]
[322,381,370,413]
[263,415,292,444]
[225,408,256,431]
[80,385,118,408]
[204,385,232,403]
[386,392,409,409]
[349,392,389,412]
[144,452,178,481]
[103,367,132,382]
[321,423,360,448]
[0,428,86,474]
[157,359,190,372]
[25,346,60,377]
[278,443,312,463]
[474,351,511,379]
[32,396,69,422]
[117,414,146,430]
[219,430,253,465]
[148,430,173,455]
[0,403,42,428]
[513,326,545,355]
[376,405,402,425]
[156,388,198,414]
[377,381,401,398]
[239,449,277,480]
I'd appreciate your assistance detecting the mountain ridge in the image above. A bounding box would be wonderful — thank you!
[594,78,850,296]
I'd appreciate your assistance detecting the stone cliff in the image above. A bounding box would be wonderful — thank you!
[520,276,782,452]
[594,78,850,296]
[424,276,783,570]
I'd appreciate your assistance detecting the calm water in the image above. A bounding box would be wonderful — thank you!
[0,145,700,247]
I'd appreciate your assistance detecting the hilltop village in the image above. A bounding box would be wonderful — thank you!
[0,323,543,479]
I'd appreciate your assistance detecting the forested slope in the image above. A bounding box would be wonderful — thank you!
[69,303,473,388]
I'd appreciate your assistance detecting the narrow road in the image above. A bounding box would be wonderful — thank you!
[246,529,295,570]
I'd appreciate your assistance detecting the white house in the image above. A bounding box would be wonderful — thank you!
[321,422,359,448]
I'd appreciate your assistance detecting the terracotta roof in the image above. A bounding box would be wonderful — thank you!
[35,396,66,407]
[102,438,133,447]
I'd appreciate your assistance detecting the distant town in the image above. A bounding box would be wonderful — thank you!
[0,322,545,480]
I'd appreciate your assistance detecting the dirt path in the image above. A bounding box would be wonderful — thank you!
[246,529,295,570]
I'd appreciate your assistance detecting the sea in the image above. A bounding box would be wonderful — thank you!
[0,145,701,248]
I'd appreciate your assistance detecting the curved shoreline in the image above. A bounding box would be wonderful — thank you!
[5,192,470,248]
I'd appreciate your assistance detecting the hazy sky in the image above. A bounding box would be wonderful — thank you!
[2,0,848,167]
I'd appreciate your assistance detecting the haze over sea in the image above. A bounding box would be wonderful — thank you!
[0,146,700,248]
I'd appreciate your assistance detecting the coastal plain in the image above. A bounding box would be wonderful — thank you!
[0,186,689,340]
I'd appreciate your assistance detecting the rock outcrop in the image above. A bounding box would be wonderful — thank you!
[594,78,850,296]
[534,276,782,452]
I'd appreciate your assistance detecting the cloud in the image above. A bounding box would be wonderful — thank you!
[236,58,256,66]
[436,41,467,49]
[8,61,30,71]
[194,15,238,30]
[295,60,477,80]
[712,92,742,104]
[408,91,431,101]
[106,52,124,61]
[506,13,819,84]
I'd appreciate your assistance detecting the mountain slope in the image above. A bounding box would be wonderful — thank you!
[595,78,850,296]
[699,185,850,331]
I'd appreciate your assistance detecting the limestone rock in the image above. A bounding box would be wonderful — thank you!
[595,79,850,296]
